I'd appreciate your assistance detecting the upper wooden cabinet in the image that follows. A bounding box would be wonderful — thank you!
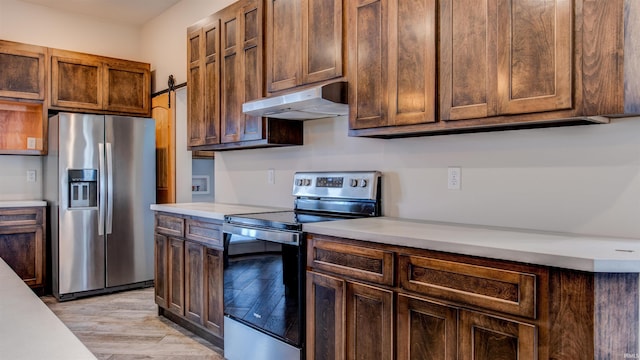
[187,0,303,151]
[0,40,47,101]
[348,0,437,131]
[440,0,572,121]
[266,0,344,93]
[50,49,150,115]
[349,0,640,137]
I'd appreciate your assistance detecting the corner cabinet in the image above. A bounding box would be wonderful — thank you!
[306,233,638,359]
[154,212,224,347]
[265,0,344,93]
[187,0,303,152]
[349,0,640,138]
[50,49,150,116]
[0,206,46,295]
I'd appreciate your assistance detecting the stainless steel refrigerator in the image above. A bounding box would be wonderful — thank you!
[44,112,156,300]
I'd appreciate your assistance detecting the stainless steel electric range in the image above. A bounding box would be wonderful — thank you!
[222,171,382,360]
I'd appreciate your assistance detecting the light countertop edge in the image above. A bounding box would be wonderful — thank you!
[0,200,47,208]
[0,258,96,360]
[302,217,640,273]
[150,202,288,220]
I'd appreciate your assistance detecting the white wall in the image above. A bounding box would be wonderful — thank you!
[0,0,142,60]
[215,116,640,238]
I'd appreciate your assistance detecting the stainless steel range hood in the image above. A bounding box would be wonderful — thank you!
[242,81,348,120]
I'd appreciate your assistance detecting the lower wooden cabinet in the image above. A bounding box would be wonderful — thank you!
[307,233,640,359]
[154,212,224,346]
[0,207,46,294]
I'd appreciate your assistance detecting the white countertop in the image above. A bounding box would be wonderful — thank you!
[150,202,288,220]
[0,200,47,208]
[0,258,96,360]
[303,217,640,273]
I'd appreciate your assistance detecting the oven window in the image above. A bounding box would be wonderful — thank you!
[223,235,302,346]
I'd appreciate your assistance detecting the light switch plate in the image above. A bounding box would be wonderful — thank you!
[27,137,36,149]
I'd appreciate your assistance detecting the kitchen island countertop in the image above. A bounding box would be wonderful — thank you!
[150,202,287,220]
[303,217,640,273]
[0,258,96,360]
[0,200,47,208]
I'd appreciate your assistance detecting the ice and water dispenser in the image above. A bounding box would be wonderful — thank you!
[68,169,97,208]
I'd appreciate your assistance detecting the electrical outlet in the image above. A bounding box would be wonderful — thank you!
[26,170,36,182]
[448,167,461,190]
[267,168,275,184]
[27,137,36,149]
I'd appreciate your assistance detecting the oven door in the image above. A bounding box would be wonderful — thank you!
[222,224,305,360]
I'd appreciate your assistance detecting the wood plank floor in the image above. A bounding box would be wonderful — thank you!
[41,288,224,360]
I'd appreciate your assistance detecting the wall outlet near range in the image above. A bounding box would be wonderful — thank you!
[448,167,461,190]
[26,170,37,182]
[267,168,275,184]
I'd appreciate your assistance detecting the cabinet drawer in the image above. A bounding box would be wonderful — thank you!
[155,214,185,237]
[0,207,43,227]
[185,218,222,249]
[399,254,536,319]
[307,235,394,286]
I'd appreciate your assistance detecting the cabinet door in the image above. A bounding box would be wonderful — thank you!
[168,237,185,315]
[187,27,206,147]
[266,0,301,92]
[496,0,571,115]
[0,41,46,100]
[307,271,345,360]
[397,294,457,360]
[220,0,263,143]
[348,0,436,130]
[459,310,537,360]
[348,0,387,129]
[154,233,169,308]
[0,225,44,288]
[51,53,103,110]
[203,21,221,145]
[301,0,343,84]
[103,61,150,115]
[185,240,205,324]
[204,247,224,337]
[188,20,222,148]
[346,282,393,360]
[440,0,571,121]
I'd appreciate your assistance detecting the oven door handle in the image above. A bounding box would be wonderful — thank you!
[222,223,300,246]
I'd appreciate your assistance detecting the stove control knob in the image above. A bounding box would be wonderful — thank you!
[304,178,312,186]
[296,179,304,186]
[360,179,368,187]
[350,178,358,187]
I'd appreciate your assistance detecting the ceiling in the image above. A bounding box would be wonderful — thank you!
[20,0,182,26]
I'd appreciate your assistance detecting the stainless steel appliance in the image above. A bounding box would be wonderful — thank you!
[44,112,156,300]
[222,171,382,360]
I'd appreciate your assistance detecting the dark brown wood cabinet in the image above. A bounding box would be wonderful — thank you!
[440,0,571,121]
[266,0,344,93]
[348,0,437,131]
[0,40,47,101]
[349,0,640,138]
[0,206,46,294]
[154,212,224,347]
[306,233,639,359]
[187,0,303,151]
[50,49,150,115]
[187,17,220,147]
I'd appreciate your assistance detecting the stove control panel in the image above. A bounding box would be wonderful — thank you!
[292,171,381,200]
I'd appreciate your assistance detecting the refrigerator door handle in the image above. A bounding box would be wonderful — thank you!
[106,142,114,235]
[98,143,106,236]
